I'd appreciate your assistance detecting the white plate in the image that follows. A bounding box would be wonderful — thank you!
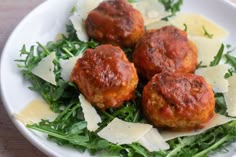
[1,0,236,156]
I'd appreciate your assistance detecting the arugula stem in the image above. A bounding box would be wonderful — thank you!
[202,26,213,38]
[210,44,224,66]
[166,144,184,157]
[225,54,236,67]
[166,137,196,157]
[27,124,89,147]
[27,125,67,140]
[102,111,115,120]
[62,48,74,57]
[133,111,140,122]
[55,103,75,121]
[62,104,80,120]
[37,42,51,55]
[192,135,231,157]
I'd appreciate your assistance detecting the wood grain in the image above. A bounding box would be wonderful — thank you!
[0,1,47,156]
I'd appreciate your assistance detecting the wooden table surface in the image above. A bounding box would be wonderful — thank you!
[0,1,47,157]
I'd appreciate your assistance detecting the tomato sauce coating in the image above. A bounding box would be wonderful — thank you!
[85,0,144,48]
[70,44,138,110]
[142,72,215,131]
[133,26,197,80]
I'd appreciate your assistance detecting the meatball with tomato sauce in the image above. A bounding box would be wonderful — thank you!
[70,44,138,110]
[85,0,144,48]
[133,26,197,80]
[142,72,215,131]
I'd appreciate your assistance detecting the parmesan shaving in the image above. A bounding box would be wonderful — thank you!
[79,94,101,131]
[146,20,171,30]
[224,74,236,116]
[32,52,56,85]
[189,36,222,66]
[146,13,228,40]
[161,114,235,141]
[70,0,103,41]
[138,128,169,152]
[60,55,82,81]
[131,0,169,26]
[169,13,228,39]
[15,99,58,125]
[97,118,152,145]
[97,118,170,151]
[195,64,229,93]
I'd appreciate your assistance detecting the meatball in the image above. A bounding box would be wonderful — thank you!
[85,0,144,48]
[70,44,138,110]
[142,72,215,131]
[133,26,197,80]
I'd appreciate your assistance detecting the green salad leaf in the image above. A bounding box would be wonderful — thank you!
[210,44,224,67]
[159,0,183,21]
[225,53,236,68]
[159,0,183,15]
[202,26,214,39]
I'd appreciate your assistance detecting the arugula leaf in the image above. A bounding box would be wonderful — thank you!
[210,44,224,67]
[66,24,78,41]
[129,143,150,157]
[202,26,214,39]
[224,68,234,78]
[159,0,183,20]
[226,44,232,49]
[225,53,236,68]
[165,121,236,157]
[70,6,77,14]
[183,23,187,32]
[214,93,227,115]
[196,61,207,69]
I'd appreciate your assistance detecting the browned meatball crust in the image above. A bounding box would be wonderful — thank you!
[133,26,197,80]
[142,72,215,131]
[85,0,145,48]
[70,44,138,110]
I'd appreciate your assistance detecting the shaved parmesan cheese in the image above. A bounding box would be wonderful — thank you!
[70,0,103,41]
[189,36,222,66]
[146,13,228,40]
[195,64,229,93]
[224,74,236,116]
[169,13,228,39]
[79,94,101,131]
[138,128,169,152]
[32,52,56,85]
[98,118,169,151]
[60,55,82,81]
[131,0,169,25]
[161,114,235,141]
[97,118,152,145]
[15,99,58,125]
[70,15,88,42]
[146,20,171,30]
